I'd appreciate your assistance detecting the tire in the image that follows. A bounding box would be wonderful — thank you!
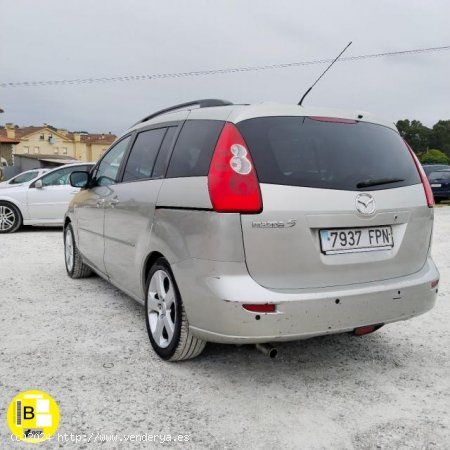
[64,223,92,278]
[145,258,206,361]
[435,198,442,204]
[0,201,22,233]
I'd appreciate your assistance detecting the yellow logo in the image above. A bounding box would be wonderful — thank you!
[7,390,60,443]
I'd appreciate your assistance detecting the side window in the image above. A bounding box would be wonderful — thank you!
[93,136,131,186]
[151,127,178,179]
[166,120,224,178]
[122,128,166,182]
[10,171,38,184]
[79,165,93,172]
[41,166,78,187]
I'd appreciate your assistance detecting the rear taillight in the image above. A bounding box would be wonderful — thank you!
[208,122,262,213]
[405,140,434,208]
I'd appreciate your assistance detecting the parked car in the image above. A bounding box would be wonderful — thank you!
[0,168,50,188]
[428,169,450,202]
[63,99,439,361]
[0,162,94,233]
[422,164,450,176]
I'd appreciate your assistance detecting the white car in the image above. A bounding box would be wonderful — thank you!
[0,162,93,233]
[0,168,50,188]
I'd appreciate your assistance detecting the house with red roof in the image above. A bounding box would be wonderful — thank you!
[0,123,117,163]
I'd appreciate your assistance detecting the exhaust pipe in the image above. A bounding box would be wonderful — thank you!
[255,343,278,358]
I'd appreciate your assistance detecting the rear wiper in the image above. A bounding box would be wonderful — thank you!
[356,177,405,188]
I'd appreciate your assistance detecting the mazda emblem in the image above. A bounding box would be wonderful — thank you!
[356,193,376,215]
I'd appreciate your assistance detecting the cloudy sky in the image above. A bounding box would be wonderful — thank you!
[1,0,449,135]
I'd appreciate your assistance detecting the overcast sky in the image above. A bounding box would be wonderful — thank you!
[1,0,449,135]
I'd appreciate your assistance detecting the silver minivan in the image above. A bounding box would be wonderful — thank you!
[64,100,440,361]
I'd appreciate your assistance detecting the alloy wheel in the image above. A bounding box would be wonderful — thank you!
[0,205,16,231]
[65,229,74,272]
[147,269,177,348]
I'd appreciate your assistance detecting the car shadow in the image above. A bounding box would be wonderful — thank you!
[17,226,62,233]
[188,330,412,376]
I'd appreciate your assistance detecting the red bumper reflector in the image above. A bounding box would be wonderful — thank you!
[243,304,276,313]
[431,279,439,289]
[353,324,383,336]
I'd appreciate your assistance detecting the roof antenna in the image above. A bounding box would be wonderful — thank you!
[298,41,352,106]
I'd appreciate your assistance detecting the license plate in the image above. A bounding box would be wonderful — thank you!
[431,183,442,188]
[320,226,394,254]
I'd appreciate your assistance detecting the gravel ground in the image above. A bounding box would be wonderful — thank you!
[1,208,449,450]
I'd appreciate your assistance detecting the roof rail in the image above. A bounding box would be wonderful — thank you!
[132,99,233,126]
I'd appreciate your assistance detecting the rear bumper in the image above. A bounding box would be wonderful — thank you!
[433,190,450,198]
[172,257,439,344]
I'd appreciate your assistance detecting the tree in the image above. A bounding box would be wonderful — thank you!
[396,119,431,154]
[420,149,449,165]
[430,120,450,158]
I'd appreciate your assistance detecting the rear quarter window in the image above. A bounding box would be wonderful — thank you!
[166,120,224,178]
[237,117,421,191]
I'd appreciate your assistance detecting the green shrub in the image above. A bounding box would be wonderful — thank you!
[420,149,449,165]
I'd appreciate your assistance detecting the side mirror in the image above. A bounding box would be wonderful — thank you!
[35,180,43,189]
[70,171,89,188]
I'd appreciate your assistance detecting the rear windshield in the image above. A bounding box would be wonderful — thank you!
[10,171,38,184]
[237,117,421,191]
[423,165,449,175]
[429,171,450,182]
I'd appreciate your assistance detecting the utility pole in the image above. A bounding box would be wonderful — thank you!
[0,108,4,176]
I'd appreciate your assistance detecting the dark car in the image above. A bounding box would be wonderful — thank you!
[422,164,450,176]
[428,169,450,202]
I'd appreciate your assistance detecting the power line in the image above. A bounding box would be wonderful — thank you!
[1,44,449,88]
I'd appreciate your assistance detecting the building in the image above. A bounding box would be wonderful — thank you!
[0,133,19,166]
[13,154,79,170]
[0,123,117,163]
